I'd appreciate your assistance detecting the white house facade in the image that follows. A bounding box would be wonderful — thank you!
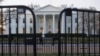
[4,5,77,35]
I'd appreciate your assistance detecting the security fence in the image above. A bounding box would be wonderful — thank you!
[0,6,100,56]
[58,8,100,56]
[0,6,36,56]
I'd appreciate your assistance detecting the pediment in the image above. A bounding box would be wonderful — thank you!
[35,5,61,12]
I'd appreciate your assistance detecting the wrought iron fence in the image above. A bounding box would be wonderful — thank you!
[0,6,36,56]
[0,6,100,56]
[58,8,100,56]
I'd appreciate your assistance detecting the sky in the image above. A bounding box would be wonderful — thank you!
[0,0,100,10]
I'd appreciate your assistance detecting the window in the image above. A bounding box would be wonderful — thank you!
[56,29,59,33]
[39,18,43,24]
[30,18,33,23]
[48,25,51,29]
[16,28,18,33]
[75,18,78,23]
[67,17,71,23]
[40,27,43,33]
[16,18,17,23]
[23,18,25,23]
[23,28,26,34]
[15,18,19,23]
[30,28,32,34]
[48,29,52,33]
[68,27,70,33]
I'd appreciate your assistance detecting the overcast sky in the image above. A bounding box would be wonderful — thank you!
[1,0,100,10]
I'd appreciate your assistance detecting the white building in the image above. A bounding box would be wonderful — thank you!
[4,5,77,35]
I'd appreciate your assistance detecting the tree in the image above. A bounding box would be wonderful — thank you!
[0,0,4,34]
[76,8,100,35]
[0,11,3,34]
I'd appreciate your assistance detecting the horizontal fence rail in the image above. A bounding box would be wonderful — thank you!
[58,8,100,56]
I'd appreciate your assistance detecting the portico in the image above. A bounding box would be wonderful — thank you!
[36,14,58,34]
[4,5,77,35]
[34,5,61,34]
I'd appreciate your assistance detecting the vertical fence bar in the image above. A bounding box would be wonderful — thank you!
[71,11,73,56]
[16,8,19,56]
[82,11,85,56]
[58,18,61,56]
[77,11,79,56]
[1,8,4,56]
[93,12,95,56]
[24,8,27,56]
[58,10,63,56]
[88,12,90,56]
[8,8,11,56]
[64,12,67,56]
[98,12,100,55]
[32,7,36,56]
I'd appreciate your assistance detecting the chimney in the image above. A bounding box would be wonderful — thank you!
[61,5,67,9]
[33,5,40,10]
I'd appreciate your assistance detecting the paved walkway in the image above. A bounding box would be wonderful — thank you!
[0,44,99,53]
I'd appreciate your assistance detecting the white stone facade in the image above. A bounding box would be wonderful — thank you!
[4,5,77,34]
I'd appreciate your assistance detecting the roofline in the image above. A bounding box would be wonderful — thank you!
[34,5,61,11]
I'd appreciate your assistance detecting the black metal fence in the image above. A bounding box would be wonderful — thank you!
[58,8,100,56]
[0,6,100,56]
[0,6,36,56]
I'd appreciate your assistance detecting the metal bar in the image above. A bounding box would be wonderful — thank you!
[93,12,95,56]
[32,7,36,56]
[99,13,100,55]
[77,11,79,56]
[64,12,67,56]
[58,10,64,56]
[1,8,4,56]
[8,8,11,56]
[16,8,19,56]
[71,11,73,56]
[82,11,85,56]
[24,8,27,56]
[88,12,90,56]
[0,6,96,13]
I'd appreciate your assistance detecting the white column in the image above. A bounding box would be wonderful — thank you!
[61,13,65,33]
[43,15,46,34]
[35,15,37,33]
[52,15,55,33]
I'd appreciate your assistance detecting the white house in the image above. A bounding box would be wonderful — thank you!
[4,5,77,35]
